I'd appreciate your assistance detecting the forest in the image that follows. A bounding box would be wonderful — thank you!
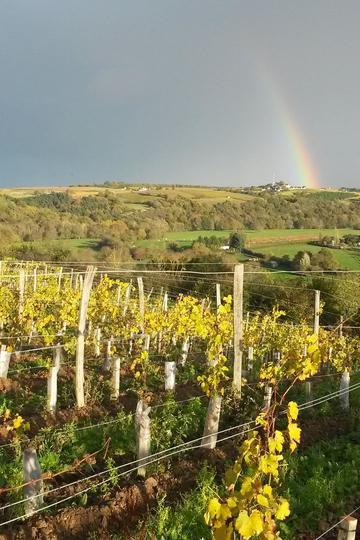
[1,187,360,263]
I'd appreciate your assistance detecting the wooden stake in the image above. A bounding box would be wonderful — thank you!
[337,516,357,540]
[340,371,350,410]
[233,264,244,394]
[314,290,320,336]
[263,386,272,410]
[75,266,96,408]
[47,367,58,414]
[201,396,222,449]
[103,338,113,371]
[305,381,313,406]
[137,277,145,332]
[0,345,11,378]
[248,346,254,373]
[123,281,132,316]
[143,333,150,353]
[57,267,63,292]
[19,269,25,318]
[135,400,151,477]
[162,291,168,312]
[180,337,190,366]
[33,267,37,292]
[53,344,62,370]
[164,361,176,391]
[111,357,121,399]
[95,327,101,357]
[23,449,43,514]
[216,283,221,307]
[339,315,344,338]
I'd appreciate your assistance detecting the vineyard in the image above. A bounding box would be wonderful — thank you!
[0,261,360,539]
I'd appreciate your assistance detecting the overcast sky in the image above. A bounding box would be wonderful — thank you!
[0,0,359,188]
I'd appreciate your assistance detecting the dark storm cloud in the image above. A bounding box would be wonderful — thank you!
[0,0,359,187]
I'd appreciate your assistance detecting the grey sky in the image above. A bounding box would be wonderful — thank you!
[0,0,359,188]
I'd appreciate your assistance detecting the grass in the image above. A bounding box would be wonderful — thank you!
[137,228,359,250]
[17,238,100,250]
[134,432,360,540]
[259,243,360,270]
[136,464,216,540]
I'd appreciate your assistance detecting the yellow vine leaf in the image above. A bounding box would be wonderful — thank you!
[288,401,299,420]
[275,498,290,520]
[235,510,264,538]
[207,498,221,520]
[288,421,301,452]
[257,493,269,507]
[268,430,284,453]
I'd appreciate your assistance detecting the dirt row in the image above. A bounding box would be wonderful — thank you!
[0,414,353,540]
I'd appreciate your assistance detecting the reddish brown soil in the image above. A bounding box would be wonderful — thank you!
[0,412,353,540]
[0,445,234,540]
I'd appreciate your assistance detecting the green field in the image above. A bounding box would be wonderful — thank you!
[259,243,360,270]
[137,228,358,249]
[17,238,100,251]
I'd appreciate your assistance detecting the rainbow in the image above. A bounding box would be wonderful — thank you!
[258,63,321,189]
[277,98,320,189]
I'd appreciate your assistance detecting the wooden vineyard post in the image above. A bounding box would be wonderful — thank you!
[163,291,168,312]
[339,315,344,338]
[164,361,176,391]
[19,269,25,318]
[111,357,121,399]
[247,346,254,379]
[135,400,151,477]
[305,381,313,406]
[327,346,333,374]
[57,267,63,292]
[23,449,43,514]
[95,327,101,357]
[103,338,113,371]
[314,290,320,336]
[33,267,37,292]
[47,366,58,414]
[157,290,168,353]
[245,311,250,332]
[53,344,62,370]
[70,268,74,289]
[337,516,357,540]
[180,337,190,366]
[123,281,132,316]
[263,386,272,410]
[137,277,145,332]
[116,285,121,306]
[143,334,150,353]
[0,345,11,378]
[233,263,244,394]
[201,396,222,449]
[75,266,96,408]
[216,283,221,308]
[340,371,350,410]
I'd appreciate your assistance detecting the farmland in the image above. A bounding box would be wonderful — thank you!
[1,184,253,210]
[137,228,360,270]
[1,186,360,536]
[138,227,358,250]
[0,261,359,539]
